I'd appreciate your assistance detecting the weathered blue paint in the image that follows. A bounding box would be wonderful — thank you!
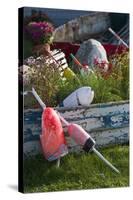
[24,128,40,143]
[102,113,129,129]
[23,100,129,156]
[24,110,42,124]
[24,112,129,141]
[56,100,129,111]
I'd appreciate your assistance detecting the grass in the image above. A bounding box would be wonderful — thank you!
[24,145,129,193]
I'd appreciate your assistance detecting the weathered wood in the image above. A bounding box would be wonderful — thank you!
[23,100,129,157]
[53,13,110,43]
[53,52,65,60]
[51,49,60,56]
[46,49,68,74]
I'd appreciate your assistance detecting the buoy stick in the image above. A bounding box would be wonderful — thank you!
[92,147,120,173]
[70,53,84,68]
[108,27,129,48]
[32,88,46,109]
[56,158,61,168]
[32,87,69,126]
[57,112,69,126]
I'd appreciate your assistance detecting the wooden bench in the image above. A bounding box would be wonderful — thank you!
[19,49,69,84]
[47,49,68,76]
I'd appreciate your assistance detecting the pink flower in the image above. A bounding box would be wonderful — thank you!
[93,57,99,65]
[25,21,54,44]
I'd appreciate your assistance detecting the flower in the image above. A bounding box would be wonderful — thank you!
[82,64,89,71]
[93,57,109,71]
[25,21,54,45]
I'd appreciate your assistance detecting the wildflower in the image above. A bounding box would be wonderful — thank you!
[93,57,110,72]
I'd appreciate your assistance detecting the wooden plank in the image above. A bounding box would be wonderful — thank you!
[24,126,129,156]
[53,52,65,61]
[44,57,67,68]
[59,102,129,131]
[24,140,42,157]
[65,126,129,153]
[45,50,68,73]
[58,58,67,65]
[58,63,68,71]
[23,100,129,156]
[51,49,60,56]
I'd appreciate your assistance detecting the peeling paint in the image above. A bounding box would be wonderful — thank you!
[23,101,129,156]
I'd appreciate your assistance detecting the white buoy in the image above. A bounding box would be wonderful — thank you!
[62,87,94,107]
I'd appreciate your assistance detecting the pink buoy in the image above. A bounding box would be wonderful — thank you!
[40,107,68,161]
[32,88,120,172]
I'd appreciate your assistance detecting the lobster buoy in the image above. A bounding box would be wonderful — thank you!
[40,107,68,161]
[67,123,120,173]
[61,87,94,107]
[68,123,95,151]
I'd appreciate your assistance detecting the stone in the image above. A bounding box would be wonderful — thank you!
[73,39,109,72]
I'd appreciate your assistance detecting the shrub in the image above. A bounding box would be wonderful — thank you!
[56,51,129,104]
[24,56,62,107]
[24,51,129,108]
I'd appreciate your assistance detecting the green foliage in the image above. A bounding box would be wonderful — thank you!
[23,38,34,59]
[25,57,63,107]
[56,51,129,104]
[109,51,129,100]
[55,77,80,105]
[23,10,54,59]
[24,51,129,108]
[24,145,129,193]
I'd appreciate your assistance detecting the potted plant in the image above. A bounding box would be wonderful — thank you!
[23,11,54,58]
[24,21,54,56]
